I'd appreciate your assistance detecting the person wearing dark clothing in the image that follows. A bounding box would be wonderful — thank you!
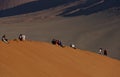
[18,34,23,41]
[51,39,57,45]
[57,40,63,47]
[18,34,26,41]
[104,49,107,56]
[51,39,64,47]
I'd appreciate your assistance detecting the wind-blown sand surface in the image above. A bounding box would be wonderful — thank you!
[0,40,120,77]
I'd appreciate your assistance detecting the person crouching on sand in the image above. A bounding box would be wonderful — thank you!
[18,34,26,41]
[1,35,9,43]
[98,48,103,55]
[57,40,64,47]
[51,39,57,45]
[51,39,64,47]
[70,44,76,49]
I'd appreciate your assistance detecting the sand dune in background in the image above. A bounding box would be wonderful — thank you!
[0,0,35,10]
[0,40,120,77]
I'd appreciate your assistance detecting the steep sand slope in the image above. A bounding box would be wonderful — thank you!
[0,41,120,77]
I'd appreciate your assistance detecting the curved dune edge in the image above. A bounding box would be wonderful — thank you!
[0,40,120,77]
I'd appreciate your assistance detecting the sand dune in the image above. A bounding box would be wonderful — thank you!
[0,40,120,77]
[0,0,120,60]
[0,0,35,10]
[0,12,120,60]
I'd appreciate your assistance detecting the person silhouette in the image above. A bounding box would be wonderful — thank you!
[57,40,64,47]
[104,49,107,56]
[18,34,23,41]
[51,39,57,45]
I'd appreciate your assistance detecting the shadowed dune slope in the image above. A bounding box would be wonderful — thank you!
[0,41,120,77]
[0,0,120,17]
[0,0,80,17]
[0,0,35,10]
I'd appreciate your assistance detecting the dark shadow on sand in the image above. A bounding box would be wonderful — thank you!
[59,0,120,17]
[0,0,78,17]
[0,0,120,17]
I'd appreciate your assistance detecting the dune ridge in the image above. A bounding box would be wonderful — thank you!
[0,40,120,77]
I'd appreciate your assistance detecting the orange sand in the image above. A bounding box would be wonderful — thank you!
[0,40,120,77]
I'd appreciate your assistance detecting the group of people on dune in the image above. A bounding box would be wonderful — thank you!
[2,35,108,56]
[98,48,108,56]
[1,34,26,43]
[51,39,108,56]
[51,39,76,49]
[51,39,65,47]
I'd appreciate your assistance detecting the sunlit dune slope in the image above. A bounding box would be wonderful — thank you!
[0,40,120,77]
